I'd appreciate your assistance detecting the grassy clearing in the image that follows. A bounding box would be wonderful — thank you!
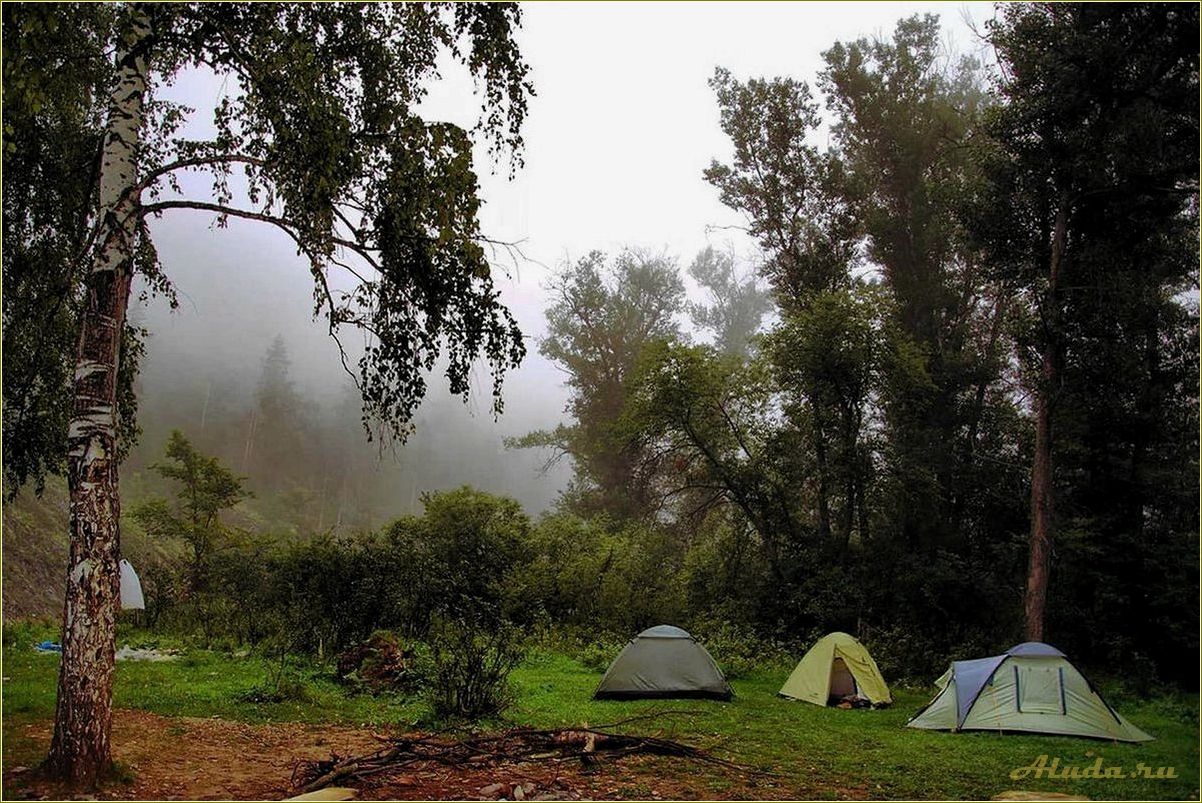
[2,624,1197,800]
[2,622,423,728]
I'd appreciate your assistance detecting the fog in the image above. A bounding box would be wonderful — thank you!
[127,214,573,521]
[125,2,996,526]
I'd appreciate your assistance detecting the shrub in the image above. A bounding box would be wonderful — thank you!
[385,487,534,637]
[234,636,317,703]
[593,522,688,633]
[137,557,183,631]
[1138,690,1200,726]
[859,622,995,686]
[237,673,313,704]
[692,618,793,679]
[423,615,525,721]
[265,534,406,656]
[1,618,58,651]
[576,639,622,673]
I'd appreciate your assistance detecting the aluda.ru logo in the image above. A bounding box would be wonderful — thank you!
[1010,753,1177,781]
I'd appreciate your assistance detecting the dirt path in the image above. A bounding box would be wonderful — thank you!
[7,710,383,799]
[3,709,803,800]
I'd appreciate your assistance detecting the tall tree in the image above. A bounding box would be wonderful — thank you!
[762,287,882,552]
[1,4,146,497]
[704,66,863,540]
[246,336,311,485]
[512,250,685,519]
[821,15,995,551]
[3,2,532,784]
[705,68,858,307]
[975,2,1198,640]
[687,245,772,358]
[622,340,798,576]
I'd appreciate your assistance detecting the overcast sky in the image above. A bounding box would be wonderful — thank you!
[436,2,997,335]
[143,1,998,435]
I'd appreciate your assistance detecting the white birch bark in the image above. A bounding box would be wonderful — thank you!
[48,5,153,785]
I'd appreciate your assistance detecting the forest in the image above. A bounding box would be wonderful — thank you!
[2,2,1198,801]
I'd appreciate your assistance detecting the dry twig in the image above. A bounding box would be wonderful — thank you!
[291,712,764,794]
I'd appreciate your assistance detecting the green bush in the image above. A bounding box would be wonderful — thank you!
[1,618,58,652]
[576,639,622,672]
[422,615,525,722]
[1141,691,1200,726]
[236,673,313,704]
[236,648,316,704]
[692,618,794,679]
[859,622,995,686]
[413,489,532,620]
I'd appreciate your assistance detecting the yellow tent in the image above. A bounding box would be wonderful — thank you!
[779,632,891,707]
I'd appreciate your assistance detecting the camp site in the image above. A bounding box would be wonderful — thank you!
[2,2,1198,801]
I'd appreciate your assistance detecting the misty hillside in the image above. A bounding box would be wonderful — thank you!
[3,481,72,620]
[4,231,576,618]
[2,479,177,620]
[127,223,573,521]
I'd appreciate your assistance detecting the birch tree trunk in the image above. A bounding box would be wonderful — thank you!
[1024,201,1067,643]
[47,6,152,786]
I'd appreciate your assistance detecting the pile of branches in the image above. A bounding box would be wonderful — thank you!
[292,712,758,794]
[336,631,416,694]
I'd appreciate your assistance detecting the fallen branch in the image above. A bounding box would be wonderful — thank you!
[292,713,764,794]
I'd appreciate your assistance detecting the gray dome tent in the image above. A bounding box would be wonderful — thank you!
[593,625,733,701]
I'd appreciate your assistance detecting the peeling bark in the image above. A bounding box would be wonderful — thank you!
[47,6,153,787]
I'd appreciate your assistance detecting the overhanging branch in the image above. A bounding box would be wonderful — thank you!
[140,198,368,390]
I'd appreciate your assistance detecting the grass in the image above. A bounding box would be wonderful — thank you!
[2,622,423,728]
[3,624,1198,800]
[509,652,1199,800]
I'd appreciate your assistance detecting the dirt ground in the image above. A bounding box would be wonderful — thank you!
[3,709,804,801]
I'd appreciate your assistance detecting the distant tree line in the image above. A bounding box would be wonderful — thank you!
[514,7,1198,684]
[129,435,794,679]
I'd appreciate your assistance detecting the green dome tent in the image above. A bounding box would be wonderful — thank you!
[778,632,892,706]
[906,642,1152,742]
[593,625,733,700]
